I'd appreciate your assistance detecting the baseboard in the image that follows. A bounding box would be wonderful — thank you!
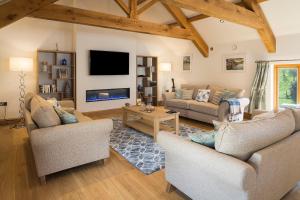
[83,108,123,116]
[0,118,20,125]
[243,112,252,120]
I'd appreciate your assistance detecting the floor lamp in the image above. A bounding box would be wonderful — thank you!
[9,57,33,128]
[159,62,172,93]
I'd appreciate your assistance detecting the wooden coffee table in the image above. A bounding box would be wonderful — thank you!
[122,106,179,141]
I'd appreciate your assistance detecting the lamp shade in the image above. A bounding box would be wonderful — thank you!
[159,62,172,72]
[9,57,33,72]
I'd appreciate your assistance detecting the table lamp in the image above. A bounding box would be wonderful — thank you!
[9,57,33,128]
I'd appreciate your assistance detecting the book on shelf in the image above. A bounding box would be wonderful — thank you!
[39,84,57,94]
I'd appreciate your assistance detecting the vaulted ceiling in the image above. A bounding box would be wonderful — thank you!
[0,0,276,57]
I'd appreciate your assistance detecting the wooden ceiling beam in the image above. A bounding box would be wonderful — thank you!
[30,4,194,40]
[130,0,138,19]
[168,1,245,26]
[137,0,159,15]
[162,2,208,57]
[160,0,264,29]
[244,0,276,52]
[114,0,130,16]
[0,0,58,29]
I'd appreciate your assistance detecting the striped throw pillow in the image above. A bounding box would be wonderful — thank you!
[210,90,224,105]
[181,89,194,100]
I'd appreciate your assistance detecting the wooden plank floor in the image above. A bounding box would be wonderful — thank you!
[0,110,213,200]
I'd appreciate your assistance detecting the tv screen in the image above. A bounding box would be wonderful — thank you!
[89,50,129,75]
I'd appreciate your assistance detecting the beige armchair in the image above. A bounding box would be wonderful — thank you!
[24,93,113,184]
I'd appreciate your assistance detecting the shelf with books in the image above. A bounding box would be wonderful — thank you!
[37,49,76,107]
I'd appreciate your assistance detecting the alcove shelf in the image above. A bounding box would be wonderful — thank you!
[136,56,158,106]
[37,49,76,107]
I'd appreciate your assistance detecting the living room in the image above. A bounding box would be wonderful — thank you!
[1,0,300,199]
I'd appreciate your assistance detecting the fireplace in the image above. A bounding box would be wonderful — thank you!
[86,88,130,102]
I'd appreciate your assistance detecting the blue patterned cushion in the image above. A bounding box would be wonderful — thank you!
[195,89,211,102]
[54,107,78,124]
[188,131,215,148]
[175,89,183,99]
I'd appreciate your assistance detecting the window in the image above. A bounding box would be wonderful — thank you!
[274,64,300,109]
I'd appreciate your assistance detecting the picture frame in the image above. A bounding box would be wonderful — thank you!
[182,55,192,72]
[223,54,246,72]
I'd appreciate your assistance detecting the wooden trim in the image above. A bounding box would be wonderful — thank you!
[0,118,20,126]
[130,0,138,19]
[166,183,176,192]
[114,0,130,16]
[83,108,123,116]
[162,2,209,57]
[137,0,158,15]
[0,0,58,29]
[160,0,264,29]
[167,1,245,26]
[273,64,300,110]
[244,0,276,52]
[30,4,194,40]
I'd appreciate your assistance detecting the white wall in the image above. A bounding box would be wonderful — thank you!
[0,18,73,119]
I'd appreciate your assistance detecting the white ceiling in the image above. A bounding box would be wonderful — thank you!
[56,0,300,45]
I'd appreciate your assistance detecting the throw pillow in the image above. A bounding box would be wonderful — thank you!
[175,89,183,99]
[195,89,210,102]
[221,89,237,100]
[210,90,224,105]
[188,131,215,148]
[31,96,61,128]
[54,107,78,124]
[47,98,61,108]
[181,89,194,100]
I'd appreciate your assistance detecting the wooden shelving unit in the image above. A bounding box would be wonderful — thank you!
[37,49,76,107]
[136,55,158,106]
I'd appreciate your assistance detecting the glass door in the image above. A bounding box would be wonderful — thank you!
[274,64,300,109]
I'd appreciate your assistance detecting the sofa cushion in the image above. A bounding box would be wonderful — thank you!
[181,89,194,100]
[166,99,189,109]
[208,85,245,102]
[215,109,295,161]
[188,101,219,116]
[195,89,210,102]
[74,111,92,122]
[54,107,78,124]
[291,108,300,132]
[210,90,224,105]
[31,95,61,128]
[25,92,35,111]
[181,84,208,99]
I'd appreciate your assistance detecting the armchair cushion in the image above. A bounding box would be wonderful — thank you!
[165,99,189,109]
[215,109,295,160]
[31,96,61,128]
[188,101,219,116]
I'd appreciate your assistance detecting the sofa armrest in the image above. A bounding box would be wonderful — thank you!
[157,131,256,199]
[30,119,113,177]
[218,98,250,121]
[162,92,175,104]
[59,100,75,108]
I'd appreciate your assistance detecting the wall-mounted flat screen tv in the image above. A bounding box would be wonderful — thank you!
[89,50,129,75]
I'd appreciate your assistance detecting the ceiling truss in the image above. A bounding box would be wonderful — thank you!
[0,0,275,57]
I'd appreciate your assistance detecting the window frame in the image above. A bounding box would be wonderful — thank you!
[274,64,300,110]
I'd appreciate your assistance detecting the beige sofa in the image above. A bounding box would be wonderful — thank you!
[163,84,249,123]
[24,94,113,184]
[158,109,300,200]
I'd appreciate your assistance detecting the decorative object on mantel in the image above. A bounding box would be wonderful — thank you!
[125,103,130,107]
[223,54,246,72]
[171,78,176,92]
[60,58,67,65]
[9,57,33,128]
[182,55,192,72]
[63,81,72,99]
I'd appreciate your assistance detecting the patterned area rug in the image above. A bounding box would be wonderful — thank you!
[110,118,205,175]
